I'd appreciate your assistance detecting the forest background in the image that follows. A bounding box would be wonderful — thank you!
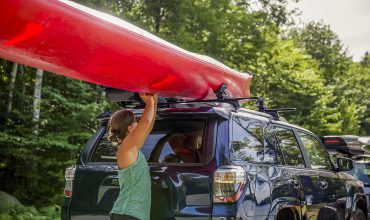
[0,0,369,219]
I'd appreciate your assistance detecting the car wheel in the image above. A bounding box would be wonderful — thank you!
[353,208,366,220]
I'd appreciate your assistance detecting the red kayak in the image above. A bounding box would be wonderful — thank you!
[0,0,252,100]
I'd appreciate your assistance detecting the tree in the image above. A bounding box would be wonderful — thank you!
[17,64,26,110]
[361,51,370,67]
[290,21,369,135]
[293,21,351,84]
[6,62,18,114]
[340,63,370,134]
[32,69,43,134]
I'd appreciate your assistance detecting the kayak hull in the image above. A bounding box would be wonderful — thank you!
[0,0,252,100]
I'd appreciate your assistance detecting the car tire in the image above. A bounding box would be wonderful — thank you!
[353,208,366,220]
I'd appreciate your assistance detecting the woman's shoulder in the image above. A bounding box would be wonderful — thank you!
[116,147,139,169]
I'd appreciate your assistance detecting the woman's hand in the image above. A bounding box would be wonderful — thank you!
[139,93,156,105]
[153,94,158,104]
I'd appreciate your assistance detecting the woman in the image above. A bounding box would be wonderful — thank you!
[108,93,157,220]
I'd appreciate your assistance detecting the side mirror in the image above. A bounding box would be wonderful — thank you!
[359,137,370,153]
[337,157,354,172]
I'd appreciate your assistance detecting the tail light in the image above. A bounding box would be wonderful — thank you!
[322,137,346,146]
[64,165,76,197]
[213,166,247,203]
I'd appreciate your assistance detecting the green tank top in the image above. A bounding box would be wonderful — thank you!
[110,151,151,220]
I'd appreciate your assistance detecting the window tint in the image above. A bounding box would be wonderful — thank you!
[275,127,305,167]
[231,117,277,163]
[264,124,279,163]
[298,132,332,170]
[90,119,206,164]
[91,131,116,162]
[159,145,176,162]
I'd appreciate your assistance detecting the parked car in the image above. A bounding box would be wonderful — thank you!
[61,93,367,220]
[346,159,370,219]
[322,135,364,158]
[348,137,370,219]
[360,137,370,154]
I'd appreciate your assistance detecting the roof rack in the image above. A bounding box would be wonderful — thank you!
[104,86,296,120]
[105,85,259,109]
[255,98,296,119]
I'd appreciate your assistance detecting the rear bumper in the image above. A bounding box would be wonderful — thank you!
[61,197,71,220]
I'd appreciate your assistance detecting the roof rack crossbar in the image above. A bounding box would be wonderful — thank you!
[169,97,260,108]
[264,108,296,119]
[255,98,296,119]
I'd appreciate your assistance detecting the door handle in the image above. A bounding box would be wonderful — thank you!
[288,178,300,188]
[318,180,328,189]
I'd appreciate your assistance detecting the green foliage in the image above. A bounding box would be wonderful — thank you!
[342,62,370,134]
[0,63,115,207]
[0,131,79,206]
[291,21,369,135]
[292,21,351,83]
[0,202,60,220]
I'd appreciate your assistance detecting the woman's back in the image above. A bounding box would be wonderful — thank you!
[110,151,151,220]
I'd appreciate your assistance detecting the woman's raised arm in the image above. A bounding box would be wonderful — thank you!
[122,93,157,150]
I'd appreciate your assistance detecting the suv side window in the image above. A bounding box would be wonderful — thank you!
[263,123,278,163]
[274,127,305,167]
[231,117,277,163]
[298,132,332,170]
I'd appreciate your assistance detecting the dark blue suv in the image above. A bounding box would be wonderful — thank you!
[61,99,367,220]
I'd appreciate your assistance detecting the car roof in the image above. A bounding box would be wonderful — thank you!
[271,119,313,134]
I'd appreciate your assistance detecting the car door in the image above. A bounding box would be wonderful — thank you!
[70,117,216,220]
[274,126,324,220]
[69,126,118,220]
[297,131,347,219]
[229,116,305,218]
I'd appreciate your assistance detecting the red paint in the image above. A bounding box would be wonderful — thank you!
[4,22,43,45]
[0,0,252,100]
[149,75,177,89]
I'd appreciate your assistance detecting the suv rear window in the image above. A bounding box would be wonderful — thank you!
[90,119,206,164]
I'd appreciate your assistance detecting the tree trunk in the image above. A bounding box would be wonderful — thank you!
[18,64,26,110]
[6,62,18,114]
[33,69,43,134]
[154,0,162,33]
[95,84,101,103]
[96,0,102,7]
[101,86,106,98]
